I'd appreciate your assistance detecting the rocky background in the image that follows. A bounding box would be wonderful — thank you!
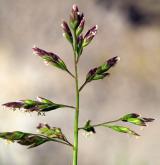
[0,0,160,165]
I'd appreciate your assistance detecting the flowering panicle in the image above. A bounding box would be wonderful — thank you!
[0,4,155,162]
[2,97,74,115]
[61,4,98,62]
[78,56,120,91]
[69,4,84,30]
[81,112,154,137]
[0,124,72,148]
[0,131,48,148]
[86,56,120,82]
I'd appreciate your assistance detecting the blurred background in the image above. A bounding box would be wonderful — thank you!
[0,0,160,164]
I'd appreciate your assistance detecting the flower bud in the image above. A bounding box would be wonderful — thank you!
[77,35,83,46]
[2,101,24,109]
[2,97,69,115]
[107,56,120,67]
[86,67,98,83]
[69,4,79,29]
[127,118,147,126]
[96,56,120,74]
[83,120,96,134]
[76,18,85,37]
[85,56,119,84]
[105,125,140,136]
[72,4,79,13]
[82,25,98,47]
[92,72,110,80]
[121,113,140,122]
[121,113,155,126]
[142,118,155,122]
[69,4,85,31]
[33,47,67,71]
[77,35,84,57]
[61,21,73,44]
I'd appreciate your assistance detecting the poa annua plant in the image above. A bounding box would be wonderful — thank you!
[0,4,155,165]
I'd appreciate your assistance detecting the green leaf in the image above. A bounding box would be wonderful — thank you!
[102,125,140,136]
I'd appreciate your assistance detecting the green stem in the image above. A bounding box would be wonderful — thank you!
[79,81,87,92]
[66,69,75,78]
[73,31,79,165]
[61,104,75,109]
[29,133,73,147]
[92,119,121,127]
[78,119,121,130]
